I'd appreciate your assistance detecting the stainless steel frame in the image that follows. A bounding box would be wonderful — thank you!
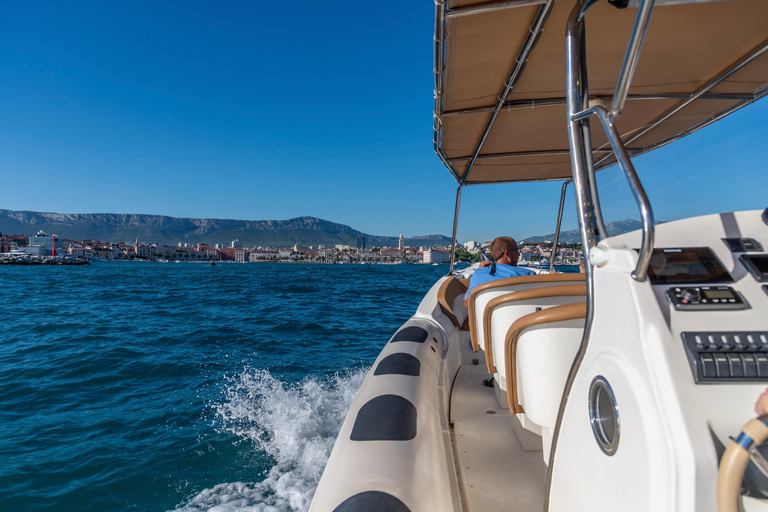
[448,186,463,273]
[594,38,768,169]
[610,0,656,118]
[546,0,655,506]
[564,0,656,281]
[446,0,548,19]
[442,93,755,118]
[578,19,608,241]
[573,105,655,281]
[448,149,607,162]
[548,180,571,273]
[457,0,554,189]
[433,0,768,507]
[631,83,768,158]
[434,0,456,177]
[443,0,555,273]
[544,2,601,506]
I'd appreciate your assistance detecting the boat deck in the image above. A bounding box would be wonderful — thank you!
[450,362,547,512]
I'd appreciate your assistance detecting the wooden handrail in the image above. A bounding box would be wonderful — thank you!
[504,302,587,414]
[467,273,585,351]
[437,276,470,328]
[483,284,586,373]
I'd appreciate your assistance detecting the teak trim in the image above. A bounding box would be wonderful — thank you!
[467,273,585,351]
[483,284,586,373]
[504,302,587,414]
[437,276,470,328]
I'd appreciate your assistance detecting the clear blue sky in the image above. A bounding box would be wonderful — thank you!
[2,1,766,243]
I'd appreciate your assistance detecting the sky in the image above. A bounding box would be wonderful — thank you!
[1,1,766,243]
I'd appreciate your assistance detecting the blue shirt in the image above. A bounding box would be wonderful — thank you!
[465,264,536,300]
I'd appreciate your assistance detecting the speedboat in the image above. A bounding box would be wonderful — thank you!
[311,1,768,511]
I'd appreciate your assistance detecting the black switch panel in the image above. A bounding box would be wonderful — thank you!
[723,238,763,253]
[682,331,768,383]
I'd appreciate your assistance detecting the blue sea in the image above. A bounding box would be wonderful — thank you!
[0,262,577,511]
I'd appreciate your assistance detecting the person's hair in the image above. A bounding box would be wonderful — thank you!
[490,237,518,260]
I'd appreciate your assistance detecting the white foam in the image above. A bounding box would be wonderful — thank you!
[172,368,367,512]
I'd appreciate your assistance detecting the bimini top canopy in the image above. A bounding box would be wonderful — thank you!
[434,0,768,185]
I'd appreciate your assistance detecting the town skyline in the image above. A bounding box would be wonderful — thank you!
[1,228,583,266]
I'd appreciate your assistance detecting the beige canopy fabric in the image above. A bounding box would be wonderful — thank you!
[435,0,768,184]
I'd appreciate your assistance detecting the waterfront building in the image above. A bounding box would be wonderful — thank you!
[93,245,117,260]
[28,231,57,256]
[1,239,17,253]
[293,247,319,258]
[423,248,450,264]
[249,249,279,261]
[1,235,29,249]
[19,246,45,257]
[219,247,245,262]
[67,246,93,260]
[380,248,403,261]
[355,236,365,249]
[519,250,535,263]
[319,247,337,261]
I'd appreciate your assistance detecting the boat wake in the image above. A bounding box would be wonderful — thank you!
[172,367,367,512]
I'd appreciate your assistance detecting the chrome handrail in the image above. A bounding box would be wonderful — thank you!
[572,105,655,281]
[549,180,571,273]
[594,37,768,169]
[578,19,607,241]
[546,4,601,507]
[610,0,656,118]
[448,185,462,274]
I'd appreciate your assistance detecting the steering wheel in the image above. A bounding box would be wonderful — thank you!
[718,415,768,512]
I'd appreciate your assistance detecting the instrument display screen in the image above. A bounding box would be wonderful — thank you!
[741,255,768,282]
[701,288,735,300]
[646,247,733,285]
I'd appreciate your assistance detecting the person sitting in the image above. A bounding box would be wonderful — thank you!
[463,236,535,307]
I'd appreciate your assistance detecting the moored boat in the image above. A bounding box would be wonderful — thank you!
[311,1,768,511]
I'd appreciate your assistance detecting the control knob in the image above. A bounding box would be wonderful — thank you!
[682,288,701,302]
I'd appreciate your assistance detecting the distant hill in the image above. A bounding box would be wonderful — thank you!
[0,209,453,248]
[522,219,662,244]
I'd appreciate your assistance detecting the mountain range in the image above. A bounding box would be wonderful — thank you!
[0,209,453,248]
[0,209,650,248]
[521,219,661,243]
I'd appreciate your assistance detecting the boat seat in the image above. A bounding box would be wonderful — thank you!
[466,273,586,352]
[437,276,470,330]
[483,284,587,374]
[500,302,587,464]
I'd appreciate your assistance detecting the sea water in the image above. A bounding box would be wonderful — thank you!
[0,262,577,511]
